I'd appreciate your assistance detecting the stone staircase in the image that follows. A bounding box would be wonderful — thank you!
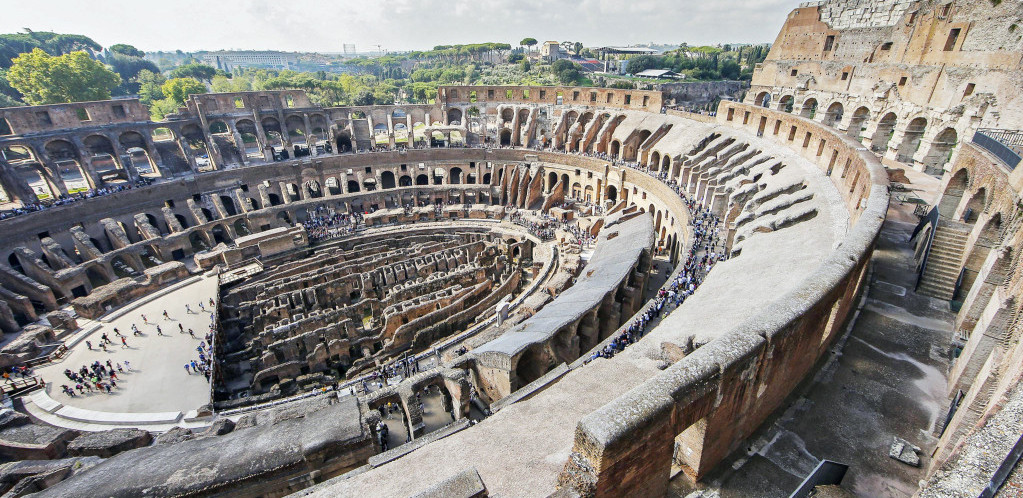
[918,221,971,300]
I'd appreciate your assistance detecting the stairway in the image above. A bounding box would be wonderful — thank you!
[918,221,971,300]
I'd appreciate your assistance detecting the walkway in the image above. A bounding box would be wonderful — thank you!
[29,275,219,421]
[671,170,953,497]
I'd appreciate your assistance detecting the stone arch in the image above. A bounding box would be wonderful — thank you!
[779,95,794,113]
[755,91,771,108]
[189,231,209,252]
[180,124,214,170]
[501,108,514,122]
[219,195,238,216]
[447,108,463,125]
[233,218,252,236]
[174,214,190,229]
[482,173,491,184]
[823,102,844,127]
[847,106,871,140]
[347,180,361,193]
[871,112,898,153]
[381,171,396,189]
[499,129,512,146]
[336,131,353,153]
[416,174,429,186]
[661,154,670,173]
[606,184,618,204]
[800,98,818,119]
[285,115,307,143]
[399,175,413,187]
[548,171,558,193]
[922,127,958,174]
[610,140,621,159]
[44,139,90,191]
[649,151,661,171]
[960,188,986,224]
[210,224,231,245]
[261,117,284,145]
[235,119,260,156]
[450,167,463,185]
[896,117,927,163]
[119,131,159,176]
[208,120,229,134]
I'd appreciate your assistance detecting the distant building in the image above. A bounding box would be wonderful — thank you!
[199,51,298,72]
[540,41,563,61]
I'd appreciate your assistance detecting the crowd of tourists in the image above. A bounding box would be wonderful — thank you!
[303,206,364,242]
[1,178,153,221]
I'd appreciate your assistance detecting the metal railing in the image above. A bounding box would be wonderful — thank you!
[973,129,1022,170]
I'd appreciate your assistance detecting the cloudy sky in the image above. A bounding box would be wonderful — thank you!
[1,0,794,53]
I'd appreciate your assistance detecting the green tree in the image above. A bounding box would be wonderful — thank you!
[520,38,538,53]
[169,63,221,82]
[574,42,583,55]
[136,69,165,106]
[161,77,206,105]
[521,59,531,72]
[109,43,144,58]
[8,48,121,104]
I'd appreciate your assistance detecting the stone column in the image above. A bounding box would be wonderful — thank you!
[0,157,38,204]
[69,136,103,189]
[947,292,1015,398]
[177,136,199,173]
[142,134,166,175]
[107,132,138,182]
[229,121,249,167]
[32,146,70,197]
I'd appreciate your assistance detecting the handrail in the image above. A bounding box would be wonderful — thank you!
[972,130,1021,170]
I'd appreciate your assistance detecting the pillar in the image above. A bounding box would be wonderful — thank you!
[0,158,38,204]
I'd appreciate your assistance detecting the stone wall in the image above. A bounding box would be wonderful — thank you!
[555,101,888,496]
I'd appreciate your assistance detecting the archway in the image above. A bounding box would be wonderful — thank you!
[447,108,463,125]
[870,113,898,153]
[450,167,463,185]
[800,98,818,119]
[347,180,361,193]
[847,107,870,140]
[399,175,413,187]
[922,128,957,174]
[960,188,986,224]
[779,95,794,113]
[499,129,512,146]
[548,171,558,193]
[823,102,844,127]
[336,131,353,153]
[416,174,429,186]
[211,225,231,245]
[610,140,621,159]
[606,185,618,204]
[755,91,771,108]
[896,117,927,163]
[381,171,396,189]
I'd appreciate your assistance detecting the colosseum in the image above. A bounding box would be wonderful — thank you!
[0,0,1019,496]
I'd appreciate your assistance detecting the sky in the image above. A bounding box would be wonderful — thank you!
[0,0,794,53]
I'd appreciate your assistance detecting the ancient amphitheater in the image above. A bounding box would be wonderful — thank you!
[0,0,1019,496]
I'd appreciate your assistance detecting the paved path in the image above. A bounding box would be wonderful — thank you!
[35,275,219,414]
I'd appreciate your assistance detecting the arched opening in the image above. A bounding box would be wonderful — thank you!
[86,267,111,288]
[847,107,871,140]
[548,171,558,193]
[515,347,547,387]
[499,129,512,146]
[44,140,90,192]
[336,131,353,153]
[285,115,307,144]
[447,108,462,125]
[662,154,670,172]
[277,211,292,225]
[211,225,231,245]
[482,173,491,184]
[922,127,957,174]
[219,195,238,216]
[896,117,927,163]
[347,180,361,193]
[823,102,844,127]
[381,171,396,189]
[938,168,969,218]
[606,185,618,204]
[755,91,771,108]
[610,140,621,159]
[501,108,514,123]
[181,124,215,171]
[189,232,209,252]
[450,167,463,184]
[871,113,898,153]
[779,95,794,113]
[120,131,159,177]
[800,98,818,119]
[399,175,413,187]
[235,120,261,158]
[961,188,986,224]
[416,174,429,186]
[261,117,284,146]
[234,218,252,236]
[208,121,229,134]
[649,151,661,171]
